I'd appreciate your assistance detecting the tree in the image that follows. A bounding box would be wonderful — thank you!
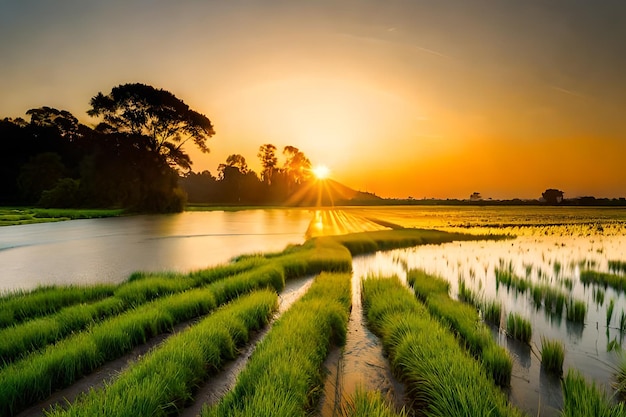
[283,146,311,185]
[87,83,215,172]
[26,107,81,140]
[542,188,564,205]
[217,154,249,179]
[257,144,278,185]
[470,192,482,202]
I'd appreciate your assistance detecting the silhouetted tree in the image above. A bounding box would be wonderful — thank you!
[179,170,217,203]
[258,144,278,185]
[542,188,564,205]
[470,192,482,201]
[218,154,249,179]
[17,152,67,204]
[88,83,215,172]
[26,107,81,141]
[283,146,311,185]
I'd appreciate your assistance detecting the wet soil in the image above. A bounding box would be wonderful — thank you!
[317,272,409,416]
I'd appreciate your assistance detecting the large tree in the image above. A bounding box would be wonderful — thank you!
[257,143,278,185]
[87,83,215,172]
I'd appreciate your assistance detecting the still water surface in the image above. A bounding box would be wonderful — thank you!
[0,210,312,292]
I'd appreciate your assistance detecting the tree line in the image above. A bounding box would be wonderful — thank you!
[0,83,320,212]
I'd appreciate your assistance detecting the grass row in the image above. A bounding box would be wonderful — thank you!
[0,284,116,329]
[202,272,352,417]
[562,370,626,417]
[495,267,586,323]
[341,390,407,417]
[0,207,125,226]
[407,269,513,386]
[581,270,626,293]
[362,275,524,416]
[506,313,532,344]
[0,256,269,366]
[0,263,286,416]
[45,290,278,417]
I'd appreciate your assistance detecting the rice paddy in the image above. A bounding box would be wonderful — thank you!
[2,206,626,417]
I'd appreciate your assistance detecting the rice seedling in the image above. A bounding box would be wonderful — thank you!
[566,299,587,323]
[202,273,351,417]
[607,298,615,328]
[408,269,512,386]
[540,336,564,374]
[362,276,523,416]
[620,310,626,334]
[0,263,287,416]
[340,389,407,417]
[0,284,116,329]
[481,300,502,326]
[0,297,125,367]
[580,270,626,292]
[561,369,626,417]
[45,290,278,417]
[593,287,605,307]
[506,313,532,344]
[609,260,626,275]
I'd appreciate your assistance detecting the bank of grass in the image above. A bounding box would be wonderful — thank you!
[362,276,524,417]
[562,369,626,417]
[329,228,506,255]
[407,269,512,387]
[581,270,626,292]
[0,257,270,366]
[0,284,116,329]
[341,390,407,417]
[0,207,124,226]
[0,265,286,416]
[540,336,565,375]
[45,290,278,417]
[202,272,351,417]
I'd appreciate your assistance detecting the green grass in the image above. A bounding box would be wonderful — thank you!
[540,336,565,375]
[362,276,523,417]
[341,389,407,417]
[609,260,626,275]
[566,299,587,323]
[607,298,616,328]
[562,369,626,417]
[482,299,503,325]
[0,264,287,417]
[0,207,124,226]
[0,284,116,329]
[408,269,512,386]
[581,270,626,292]
[506,313,532,344]
[45,290,278,417]
[202,272,352,417]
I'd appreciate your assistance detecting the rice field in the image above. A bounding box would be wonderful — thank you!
[2,206,626,416]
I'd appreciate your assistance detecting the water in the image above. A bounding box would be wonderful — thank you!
[0,210,313,292]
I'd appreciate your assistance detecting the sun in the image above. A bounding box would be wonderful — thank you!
[312,165,330,180]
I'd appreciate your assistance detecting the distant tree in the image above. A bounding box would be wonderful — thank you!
[218,154,249,179]
[470,192,482,202]
[257,144,278,185]
[542,188,564,205]
[283,146,311,185]
[87,83,215,172]
[26,107,81,140]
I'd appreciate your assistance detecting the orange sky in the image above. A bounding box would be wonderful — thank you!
[1,1,625,199]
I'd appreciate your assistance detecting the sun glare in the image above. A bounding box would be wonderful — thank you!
[312,165,330,180]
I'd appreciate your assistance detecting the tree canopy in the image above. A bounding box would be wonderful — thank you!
[88,83,215,171]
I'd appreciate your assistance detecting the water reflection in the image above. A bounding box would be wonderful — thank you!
[0,210,313,292]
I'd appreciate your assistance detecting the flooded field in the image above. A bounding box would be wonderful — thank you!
[343,206,626,417]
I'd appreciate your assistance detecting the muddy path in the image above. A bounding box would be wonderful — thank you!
[17,276,314,417]
[317,269,409,416]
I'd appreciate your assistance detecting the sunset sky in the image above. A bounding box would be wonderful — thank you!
[1,1,625,199]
